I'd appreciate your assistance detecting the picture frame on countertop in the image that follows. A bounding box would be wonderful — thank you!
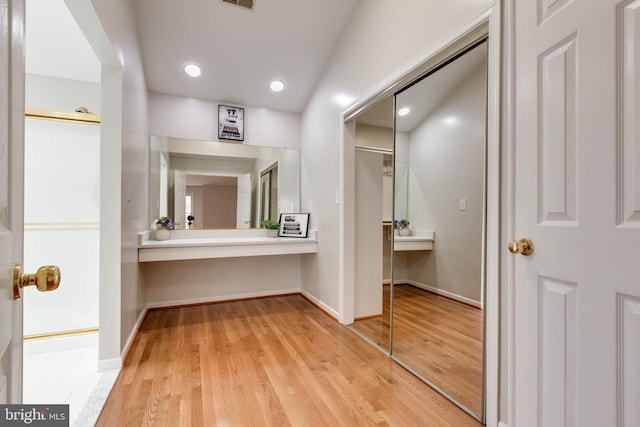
[278,213,310,238]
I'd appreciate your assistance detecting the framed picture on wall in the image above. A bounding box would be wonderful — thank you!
[218,105,245,141]
[278,213,310,238]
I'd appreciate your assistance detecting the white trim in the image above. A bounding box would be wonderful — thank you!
[501,0,516,426]
[498,422,509,427]
[484,4,501,427]
[97,357,122,372]
[24,222,100,231]
[301,289,340,321]
[118,303,148,366]
[62,0,124,379]
[146,288,302,310]
[403,281,482,309]
[339,119,356,325]
[23,333,99,355]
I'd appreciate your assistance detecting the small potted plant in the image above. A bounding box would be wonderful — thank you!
[261,218,280,237]
[151,216,174,240]
[394,219,411,236]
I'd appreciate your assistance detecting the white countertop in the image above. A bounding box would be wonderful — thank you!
[138,229,318,262]
[394,230,435,251]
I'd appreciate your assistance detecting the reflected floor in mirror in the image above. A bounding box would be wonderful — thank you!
[353,284,483,416]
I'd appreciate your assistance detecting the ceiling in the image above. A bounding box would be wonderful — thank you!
[26,0,359,113]
[27,0,484,125]
[131,0,359,113]
[356,41,488,133]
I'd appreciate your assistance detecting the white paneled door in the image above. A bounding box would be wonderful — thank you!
[174,170,186,229]
[0,0,25,404]
[511,0,640,426]
[236,173,251,228]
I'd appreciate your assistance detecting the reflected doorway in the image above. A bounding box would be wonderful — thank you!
[259,164,278,224]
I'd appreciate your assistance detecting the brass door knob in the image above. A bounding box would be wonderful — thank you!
[508,238,534,256]
[13,264,61,300]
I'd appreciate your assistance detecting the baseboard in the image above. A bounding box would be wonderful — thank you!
[300,290,340,321]
[145,288,302,310]
[23,331,99,355]
[404,280,482,309]
[120,305,149,364]
[97,357,122,372]
[498,421,509,427]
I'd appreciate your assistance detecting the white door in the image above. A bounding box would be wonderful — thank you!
[236,174,251,228]
[174,170,186,229]
[511,0,640,425]
[0,0,25,404]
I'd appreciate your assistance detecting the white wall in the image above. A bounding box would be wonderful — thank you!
[354,150,383,318]
[402,61,487,304]
[149,91,301,149]
[142,256,301,308]
[87,0,149,363]
[300,0,494,315]
[25,74,101,113]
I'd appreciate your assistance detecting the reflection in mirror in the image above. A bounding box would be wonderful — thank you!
[260,164,278,224]
[392,40,487,419]
[394,160,408,220]
[350,96,394,351]
[149,136,300,229]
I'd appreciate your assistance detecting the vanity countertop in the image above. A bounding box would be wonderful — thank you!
[138,229,318,262]
[394,230,434,251]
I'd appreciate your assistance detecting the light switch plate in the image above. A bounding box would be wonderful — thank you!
[459,198,467,211]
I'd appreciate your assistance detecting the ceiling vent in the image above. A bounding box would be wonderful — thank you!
[221,0,254,11]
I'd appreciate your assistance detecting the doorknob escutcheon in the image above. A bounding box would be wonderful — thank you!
[13,264,61,300]
[508,238,534,256]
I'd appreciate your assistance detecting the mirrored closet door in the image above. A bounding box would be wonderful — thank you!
[348,36,489,423]
[391,40,488,420]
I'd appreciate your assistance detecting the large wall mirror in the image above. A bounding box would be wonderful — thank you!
[149,136,300,229]
[348,36,488,422]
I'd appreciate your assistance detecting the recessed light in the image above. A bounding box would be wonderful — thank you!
[443,116,459,126]
[184,64,202,77]
[270,80,285,92]
[334,93,355,107]
[398,107,411,116]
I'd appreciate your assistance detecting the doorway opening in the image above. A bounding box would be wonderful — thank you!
[22,1,121,424]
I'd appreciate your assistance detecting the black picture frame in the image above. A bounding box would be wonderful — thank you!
[278,213,310,238]
[218,105,245,141]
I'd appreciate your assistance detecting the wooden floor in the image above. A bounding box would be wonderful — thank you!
[353,285,484,416]
[97,295,482,426]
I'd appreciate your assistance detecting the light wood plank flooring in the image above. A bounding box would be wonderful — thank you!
[353,285,484,416]
[96,294,482,426]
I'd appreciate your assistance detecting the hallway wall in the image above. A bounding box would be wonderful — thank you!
[299,0,495,314]
[89,0,150,362]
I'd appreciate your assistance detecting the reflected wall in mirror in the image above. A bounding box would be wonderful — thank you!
[351,96,394,351]
[392,40,488,418]
[149,136,300,229]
